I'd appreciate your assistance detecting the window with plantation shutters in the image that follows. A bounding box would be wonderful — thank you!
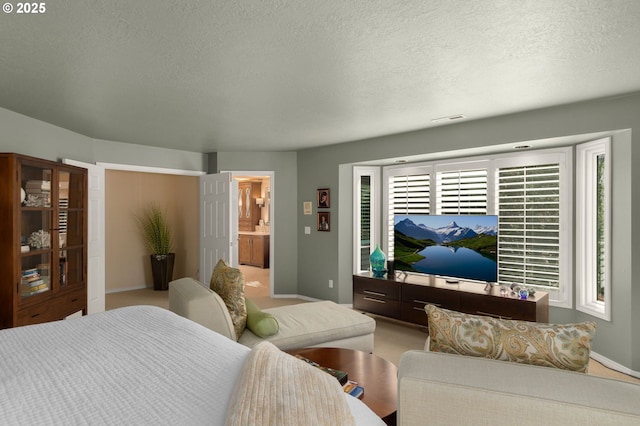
[354,167,380,274]
[497,163,561,288]
[359,175,372,271]
[389,174,431,215]
[436,169,487,215]
[386,173,431,258]
[373,147,571,307]
[576,137,611,321]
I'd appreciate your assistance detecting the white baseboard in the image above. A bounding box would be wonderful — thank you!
[271,294,322,302]
[271,294,355,309]
[106,285,148,294]
[591,350,640,379]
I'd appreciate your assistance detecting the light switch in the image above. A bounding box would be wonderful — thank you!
[304,226,311,234]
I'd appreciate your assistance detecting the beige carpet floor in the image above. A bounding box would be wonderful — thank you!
[106,266,639,385]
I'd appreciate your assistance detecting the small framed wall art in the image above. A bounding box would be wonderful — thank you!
[303,201,313,215]
[317,188,330,208]
[317,212,330,232]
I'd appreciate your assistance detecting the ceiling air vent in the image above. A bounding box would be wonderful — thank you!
[431,114,466,123]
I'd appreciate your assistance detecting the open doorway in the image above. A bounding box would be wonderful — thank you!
[95,162,204,312]
[84,161,274,312]
[232,173,273,300]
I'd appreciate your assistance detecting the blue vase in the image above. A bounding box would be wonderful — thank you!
[370,244,387,278]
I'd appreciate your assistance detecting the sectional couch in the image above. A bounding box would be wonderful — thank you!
[170,276,640,425]
[168,277,376,352]
[397,350,640,425]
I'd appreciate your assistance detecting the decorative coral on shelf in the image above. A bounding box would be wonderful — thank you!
[28,230,50,249]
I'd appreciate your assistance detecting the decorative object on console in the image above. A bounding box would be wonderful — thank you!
[369,244,387,278]
[425,304,596,372]
[386,260,395,277]
[509,283,536,298]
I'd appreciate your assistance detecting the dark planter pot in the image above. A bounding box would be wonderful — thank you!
[150,253,175,291]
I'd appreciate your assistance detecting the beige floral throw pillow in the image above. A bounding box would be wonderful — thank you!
[210,259,247,339]
[425,304,596,372]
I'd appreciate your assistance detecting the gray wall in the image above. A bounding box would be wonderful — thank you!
[0,107,208,171]
[296,93,640,372]
[2,91,639,372]
[213,151,299,295]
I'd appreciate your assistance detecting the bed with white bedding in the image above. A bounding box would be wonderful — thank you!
[0,306,384,425]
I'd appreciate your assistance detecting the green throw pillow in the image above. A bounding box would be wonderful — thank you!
[245,298,279,338]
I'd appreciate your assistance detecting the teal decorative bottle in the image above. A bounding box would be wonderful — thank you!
[370,244,387,278]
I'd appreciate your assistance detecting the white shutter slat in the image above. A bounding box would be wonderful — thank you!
[389,174,431,215]
[388,173,431,253]
[497,163,561,288]
[436,169,488,215]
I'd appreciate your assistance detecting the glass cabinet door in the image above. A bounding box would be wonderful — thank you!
[58,170,85,288]
[20,163,53,299]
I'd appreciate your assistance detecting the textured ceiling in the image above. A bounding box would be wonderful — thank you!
[1,0,639,153]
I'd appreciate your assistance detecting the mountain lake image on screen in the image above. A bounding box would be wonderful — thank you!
[393,215,498,283]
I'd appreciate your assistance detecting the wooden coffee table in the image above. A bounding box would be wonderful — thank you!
[287,347,397,425]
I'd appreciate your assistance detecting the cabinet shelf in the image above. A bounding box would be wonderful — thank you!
[21,207,54,212]
[20,249,52,257]
[60,244,83,251]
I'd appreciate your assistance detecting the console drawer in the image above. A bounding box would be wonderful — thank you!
[399,302,429,326]
[459,294,537,321]
[402,284,459,311]
[353,276,400,301]
[353,293,400,318]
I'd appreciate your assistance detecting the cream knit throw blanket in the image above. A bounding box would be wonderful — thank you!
[225,341,356,426]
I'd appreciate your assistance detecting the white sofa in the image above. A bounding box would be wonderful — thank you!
[397,350,640,426]
[169,277,376,352]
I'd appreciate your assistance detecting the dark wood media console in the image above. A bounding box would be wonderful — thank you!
[353,272,549,325]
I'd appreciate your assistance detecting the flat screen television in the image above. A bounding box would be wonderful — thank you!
[393,214,498,283]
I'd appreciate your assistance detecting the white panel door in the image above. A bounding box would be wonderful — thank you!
[63,159,105,314]
[200,173,238,283]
